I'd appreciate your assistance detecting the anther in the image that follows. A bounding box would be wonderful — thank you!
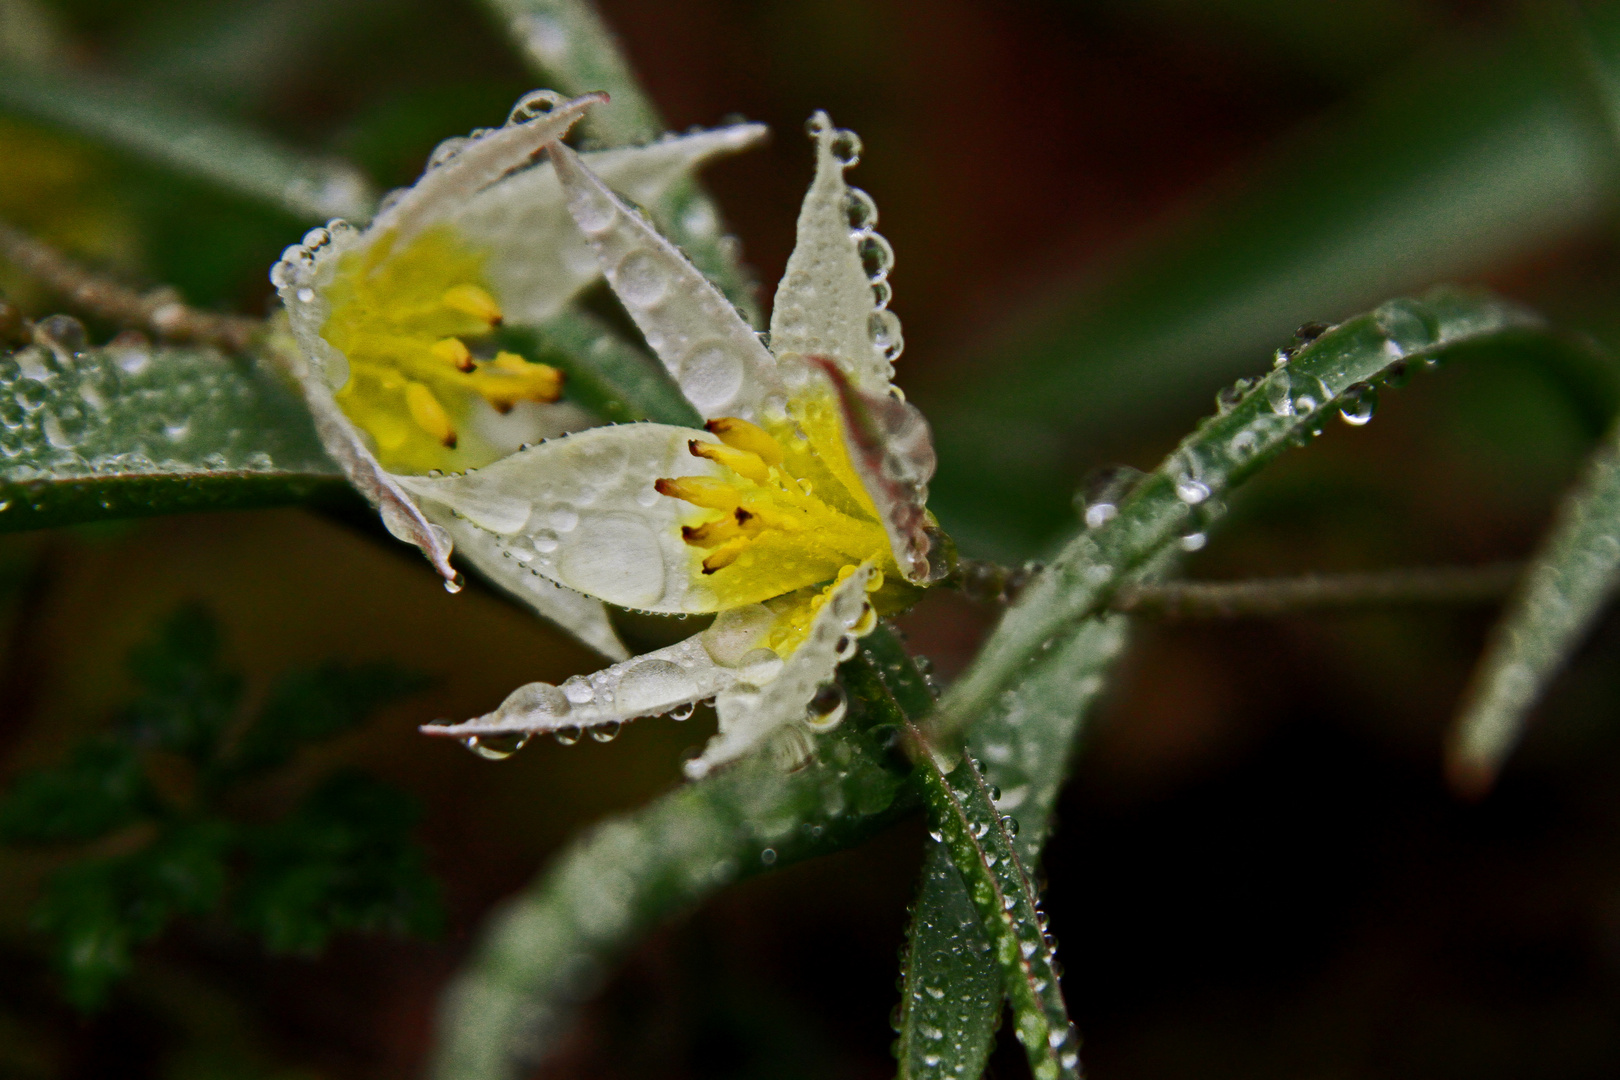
[655,476,741,510]
[405,381,457,447]
[705,417,784,466]
[689,439,771,483]
[702,537,749,574]
[431,337,476,372]
[442,283,503,325]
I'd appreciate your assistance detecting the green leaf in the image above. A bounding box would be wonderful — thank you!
[236,771,443,955]
[478,0,762,326]
[229,661,430,778]
[0,736,149,843]
[1447,417,1620,791]
[909,742,1076,1080]
[428,681,917,1080]
[35,819,232,1010]
[892,614,1134,1080]
[124,604,242,762]
[933,288,1541,748]
[925,21,1620,555]
[0,61,375,221]
[0,338,345,535]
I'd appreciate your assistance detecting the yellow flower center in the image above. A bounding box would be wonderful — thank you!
[321,226,564,473]
[657,394,909,652]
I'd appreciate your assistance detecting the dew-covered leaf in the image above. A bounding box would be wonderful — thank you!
[0,61,374,221]
[428,660,917,1080]
[0,336,344,534]
[1448,420,1620,792]
[927,22,1620,555]
[934,288,1542,747]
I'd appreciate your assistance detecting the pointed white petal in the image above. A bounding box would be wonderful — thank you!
[429,512,629,660]
[549,139,785,421]
[769,112,901,395]
[418,604,781,738]
[448,123,768,325]
[272,336,458,583]
[686,562,880,779]
[400,423,724,613]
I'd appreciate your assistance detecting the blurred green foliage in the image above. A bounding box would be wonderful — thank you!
[0,605,439,1008]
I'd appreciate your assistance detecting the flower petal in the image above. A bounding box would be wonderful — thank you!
[289,360,457,583]
[810,359,939,583]
[769,112,901,395]
[448,123,768,326]
[686,561,880,779]
[549,139,786,421]
[399,423,725,613]
[427,512,630,660]
[418,603,783,739]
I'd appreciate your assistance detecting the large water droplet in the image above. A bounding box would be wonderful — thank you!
[616,658,696,715]
[591,720,623,743]
[509,89,568,124]
[614,250,669,307]
[678,340,746,412]
[1338,382,1378,426]
[463,732,531,760]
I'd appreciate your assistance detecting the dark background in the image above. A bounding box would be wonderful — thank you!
[6,1,1620,1077]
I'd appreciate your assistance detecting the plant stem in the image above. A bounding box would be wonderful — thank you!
[0,220,261,351]
[1112,562,1522,618]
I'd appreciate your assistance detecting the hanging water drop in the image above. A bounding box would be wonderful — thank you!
[670,701,696,721]
[1338,382,1378,426]
[591,720,623,743]
[805,683,848,732]
[444,573,465,594]
[553,725,583,746]
[461,732,532,760]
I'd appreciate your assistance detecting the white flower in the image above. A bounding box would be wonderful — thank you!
[403,104,945,776]
[271,90,765,658]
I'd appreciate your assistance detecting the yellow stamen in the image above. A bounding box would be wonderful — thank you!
[431,337,476,372]
[442,283,503,325]
[655,476,741,510]
[689,439,771,483]
[706,416,783,466]
[702,537,750,574]
[681,508,761,548]
[472,352,564,412]
[404,381,456,447]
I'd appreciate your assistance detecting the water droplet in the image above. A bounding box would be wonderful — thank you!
[553,725,582,746]
[670,701,696,721]
[1338,382,1378,426]
[614,250,669,306]
[845,187,878,230]
[830,129,862,166]
[462,732,531,760]
[591,720,623,743]
[1227,428,1259,461]
[805,683,848,732]
[1265,373,1294,416]
[1174,476,1210,505]
[928,827,944,842]
[444,573,464,594]
[737,647,784,684]
[509,89,568,124]
[858,233,894,281]
[1001,815,1020,836]
[760,847,777,866]
[296,287,316,304]
[1179,531,1207,552]
[835,634,858,661]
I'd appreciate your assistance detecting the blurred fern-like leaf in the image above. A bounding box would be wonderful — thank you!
[0,604,439,1009]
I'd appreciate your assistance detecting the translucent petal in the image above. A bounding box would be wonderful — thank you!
[770,112,900,395]
[418,604,781,738]
[451,123,767,326]
[399,423,724,614]
[428,511,629,660]
[548,139,785,421]
[287,342,457,584]
[816,360,938,583]
[686,562,879,778]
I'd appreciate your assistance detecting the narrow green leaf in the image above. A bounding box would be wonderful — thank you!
[0,61,375,221]
[926,20,1620,554]
[478,0,761,326]
[1448,417,1620,791]
[892,613,1134,1079]
[907,730,1077,1080]
[0,337,344,534]
[428,681,917,1080]
[497,310,702,427]
[934,288,1541,747]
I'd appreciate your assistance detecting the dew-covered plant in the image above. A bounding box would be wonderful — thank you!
[2,1,1620,1078]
